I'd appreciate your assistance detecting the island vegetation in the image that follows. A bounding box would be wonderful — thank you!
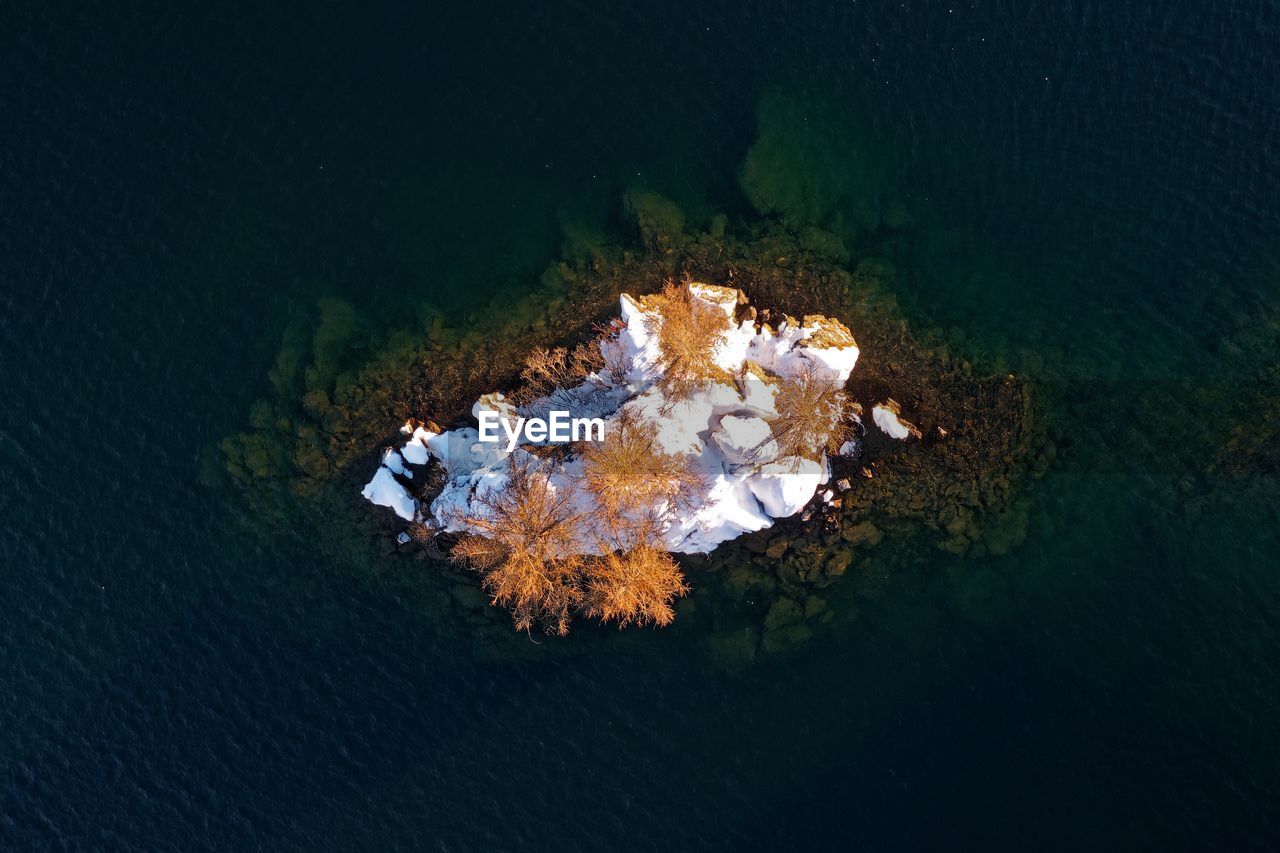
[215,89,1052,661]
[369,278,865,634]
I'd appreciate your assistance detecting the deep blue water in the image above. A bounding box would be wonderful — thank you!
[2,1,1278,849]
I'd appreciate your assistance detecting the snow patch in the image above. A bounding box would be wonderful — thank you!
[361,467,416,521]
[361,283,867,554]
[872,401,916,440]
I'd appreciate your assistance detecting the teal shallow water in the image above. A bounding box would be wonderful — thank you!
[2,0,1278,848]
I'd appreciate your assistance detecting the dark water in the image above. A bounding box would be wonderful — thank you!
[3,1,1279,849]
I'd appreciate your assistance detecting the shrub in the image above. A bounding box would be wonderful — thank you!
[510,342,606,407]
[644,279,733,401]
[579,409,705,546]
[584,545,689,628]
[447,456,585,635]
[769,362,853,461]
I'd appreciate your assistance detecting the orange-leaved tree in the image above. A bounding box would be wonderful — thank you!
[768,361,853,462]
[447,455,585,636]
[578,408,701,627]
[644,279,733,401]
[584,544,689,629]
[579,408,704,544]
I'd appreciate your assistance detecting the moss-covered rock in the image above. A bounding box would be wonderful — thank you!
[624,189,687,251]
[740,88,884,242]
[842,520,883,546]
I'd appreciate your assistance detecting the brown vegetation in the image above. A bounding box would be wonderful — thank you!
[576,409,697,627]
[445,446,693,634]
[509,342,606,406]
[769,361,853,461]
[579,409,705,544]
[584,545,689,628]
[643,279,734,400]
[446,456,586,635]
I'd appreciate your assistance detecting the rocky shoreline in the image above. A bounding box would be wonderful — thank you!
[216,192,1051,663]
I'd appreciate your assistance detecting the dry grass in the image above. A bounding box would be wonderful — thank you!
[596,321,632,386]
[769,361,853,462]
[447,456,585,635]
[584,545,689,629]
[579,408,705,546]
[509,342,606,406]
[643,279,733,401]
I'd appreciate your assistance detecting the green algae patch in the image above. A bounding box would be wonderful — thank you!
[740,88,888,245]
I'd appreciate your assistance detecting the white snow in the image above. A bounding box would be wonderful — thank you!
[713,414,779,464]
[746,457,825,518]
[361,466,416,521]
[872,402,915,440]
[381,448,412,478]
[361,282,866,554]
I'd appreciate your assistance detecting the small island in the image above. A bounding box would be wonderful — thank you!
[361,279,918,635]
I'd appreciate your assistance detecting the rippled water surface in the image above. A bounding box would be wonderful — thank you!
[2,1,1278,848]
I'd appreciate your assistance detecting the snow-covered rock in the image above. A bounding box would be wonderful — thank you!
[361,466,416,521]
[746,457,825,518]
[381,448,412,478]
[872,400,917,440]
[361,282,867,554]
[713,415,778,464]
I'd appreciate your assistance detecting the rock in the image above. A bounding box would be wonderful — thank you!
[747,457,825,518]
[723,564,775,597]
[301,389,330,420]
[838,438,863,459]
[762,621,813,654]
[321,405,352,435]
[799,226,849,261]
[293,433,331,479]
[765,537,790,559]
[764,597,804,631]
[841,521,882,546]
[712,415,779,463]
[624,189,687,248]
[872,399,920,440]
[824,548,854,578]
